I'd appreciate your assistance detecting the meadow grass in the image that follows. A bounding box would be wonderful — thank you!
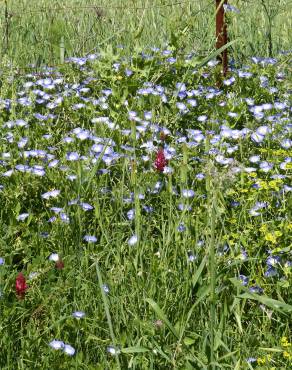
[1,0,292,68]
[0,1,292,369]
[0,45,291,369]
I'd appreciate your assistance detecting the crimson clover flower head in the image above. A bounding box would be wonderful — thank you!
[154,148,167,172]
[15,272,28,298]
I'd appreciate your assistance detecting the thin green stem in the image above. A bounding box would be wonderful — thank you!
[95,262,120,369]
[205,145,217,370]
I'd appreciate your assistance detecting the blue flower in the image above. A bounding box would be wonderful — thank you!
[80,202,94,211]
[72,311,85,319]
[17,213,30,221]
[177,223,186,232]
[102,284,110,294]
[60,213,70,224]
[182,189,195,198]
[41,190,60,199]
[251,132,265,143]
[107,345,120,355]
[63,344,75,356]
[49,340,64,350]
[223,76,235,86]
[249,285,263,294]
[239,275,249,286]
[66,152,80,161]
[83,235,97,243]
[266,256,280,267]
[127,209,135,220]
[49,253,60,262]
[264,267,278,278]
[223,4,240,13]
[128,235,138,246]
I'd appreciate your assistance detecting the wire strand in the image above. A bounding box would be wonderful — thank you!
[2,1,195,17]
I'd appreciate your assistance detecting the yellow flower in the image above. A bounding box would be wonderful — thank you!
[268,180,281,191]
[274,231,282,238]
[281,337,291,347]
[265,233,277,244]
[283,351,292,359]
[267,354,271,362]
[257,357,266,365]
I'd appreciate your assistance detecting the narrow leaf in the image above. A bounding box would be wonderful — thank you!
[121,346,149,354]
[238,293,292,313]
[146,298,179,339]
[192,254,207,287]
[196,39,239,69]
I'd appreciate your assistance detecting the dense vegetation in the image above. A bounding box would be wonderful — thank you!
[0,1,291,369]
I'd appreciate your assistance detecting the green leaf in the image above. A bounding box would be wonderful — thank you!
[170,31,179,50]
[192,39,239,69]
[230,277,292,313]
[234,312,243,334]
[258,347,283,353]
[183,337,196,346]
[134,26,144,39]
[238,293,292,313]
[234,359,241,370]
[121,346,149,354]
[145,298,179,339]
[192,254,207,287]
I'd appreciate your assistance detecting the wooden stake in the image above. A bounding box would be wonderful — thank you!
[216,0,228,76]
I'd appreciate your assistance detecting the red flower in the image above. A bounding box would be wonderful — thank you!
[154,148,167,172]
[55,260,64,270]
[15,272,28,298]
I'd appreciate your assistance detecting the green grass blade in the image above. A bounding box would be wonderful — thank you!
[121,346,149,354]
[238,293,292,313]
[145,298,179,339]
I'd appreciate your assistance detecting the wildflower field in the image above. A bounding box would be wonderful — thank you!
[0,1,292,370]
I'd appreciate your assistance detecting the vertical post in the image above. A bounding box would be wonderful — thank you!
[216,0,228,76]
